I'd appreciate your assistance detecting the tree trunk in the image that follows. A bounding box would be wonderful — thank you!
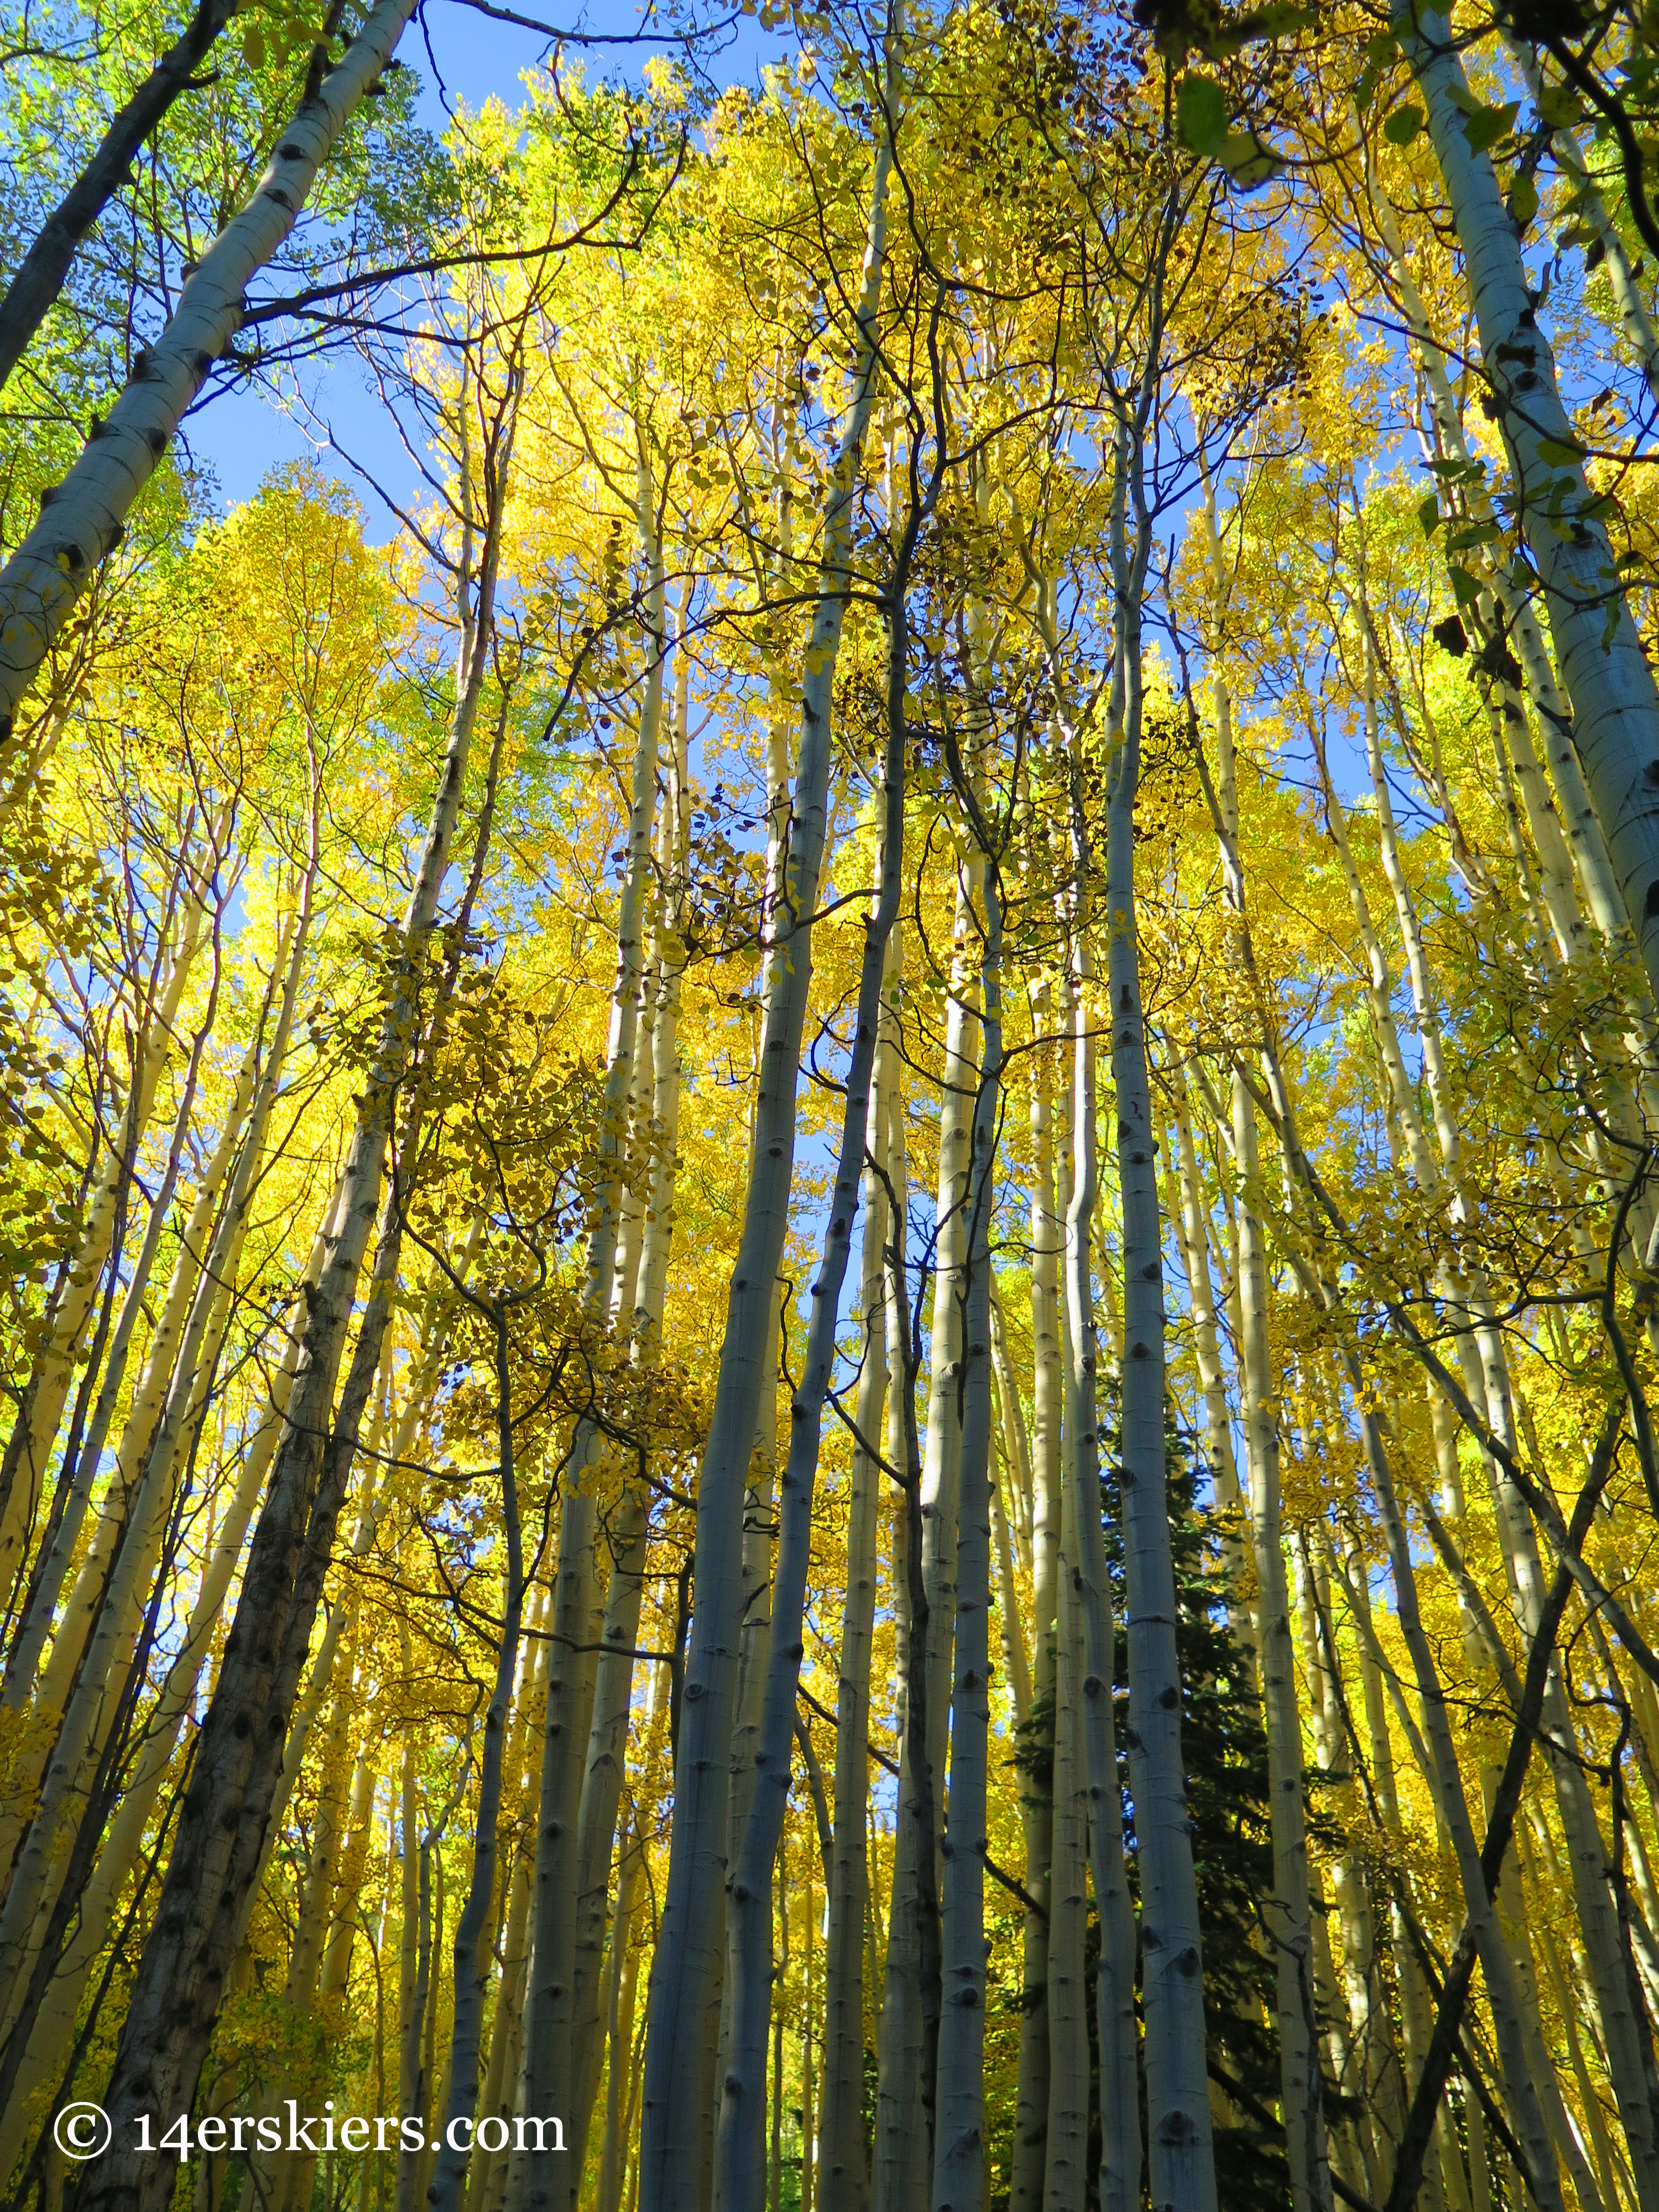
[67,374,512,2212]
[714,442,914,2212]
[0,0,238,391]
[819,941,895,2212]
[1107,411,1218,2212]
[931,871,1000,2212]
[637,67,895,2209]
[1397,0,1659,1005]
[0,0,420,740]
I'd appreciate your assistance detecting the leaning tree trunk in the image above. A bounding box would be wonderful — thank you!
[0,0,420,747]
[66,372,513,2212]
[636,62,896,2212]
[0,0,238,392]
[1396,0,1659,1006]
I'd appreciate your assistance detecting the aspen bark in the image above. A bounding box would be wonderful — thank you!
[931,874,999,2212]
[71,361,513,2212]
[638,69,895,2208]
[714,437,914,2212]
[1396,0,1659,1005]
[1107,410,1217,2212]
[818,944,895,2212]
[0,0,420,737]
[1010,1003,1061,2212]
[1042,1488,1088,2212]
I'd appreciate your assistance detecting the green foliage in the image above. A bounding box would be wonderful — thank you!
[1097,1396,1288,2212]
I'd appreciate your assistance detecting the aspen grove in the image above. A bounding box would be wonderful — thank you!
[11,0,1659,2209]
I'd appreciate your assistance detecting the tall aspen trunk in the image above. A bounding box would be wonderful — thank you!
[819,940,896,2212]
[71,359,515,2212]
[875,851,978,2212]
[1042,1483,1088,2212]
[714,409,917,2212]
[1107,409,1217,2212]
[637,68,895,2210]
[1042,703,1139,2212]
[1395,0,1659,1004]
[931,873,999,2212]
[519,462,666,2212]
[1011,1001,1061,2212]
[872,1041,931,2212]
[569,606,695,2183]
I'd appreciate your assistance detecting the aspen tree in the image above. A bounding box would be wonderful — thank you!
[715,347,927,2212]
[67,325,520,2212]
[567,596,695,2184]
[1010,979,1061,2212]
[519,440,666,2212]
[1394,0,1659,1006]
[931,842,1001,2212]
[1104,399,1218,2212]
[0,0,422,744]
[637,35,898,2200]
[818,936,897,2212]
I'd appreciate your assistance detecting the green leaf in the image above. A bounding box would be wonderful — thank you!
[1536,435,1582,465]
[1537,84,1581,130]
[242,20,267,65]
[1510,171,1538,228]
[1448,562,1481,609]
[1462,100,1518,154]
[1176,74,1230,158]
[1418,493,1442,536]
[1218,128,1286,187]
[1383,105,1424,145]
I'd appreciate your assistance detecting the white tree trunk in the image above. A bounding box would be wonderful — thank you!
[819,940,896,2212]
[1397,0,1659,1004]
[0,0,420,734]
[637,78,895,2206]
[931,879,1000,2212]
[1107,420,1217,2212]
